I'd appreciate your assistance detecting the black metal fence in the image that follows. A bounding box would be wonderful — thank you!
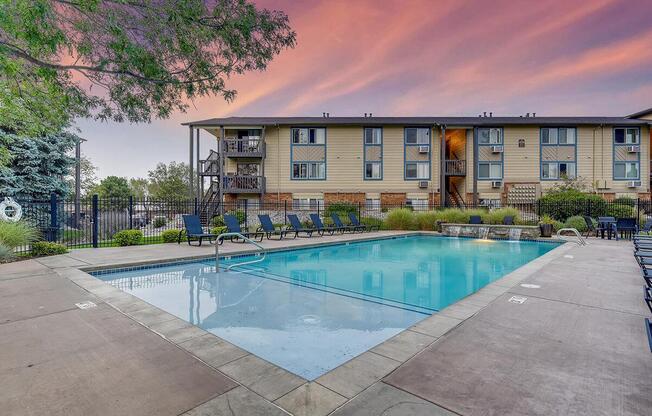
[10,194,651,254]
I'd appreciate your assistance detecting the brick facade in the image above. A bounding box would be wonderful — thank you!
[323,192,366,205]
[429,193,441,206]
[262,192,293,204]
[380,192,407,206]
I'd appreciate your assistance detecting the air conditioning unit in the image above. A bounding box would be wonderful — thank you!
[627,180,642,188]
[595,179,608,189]
[418,146,429,154]
[491,180,502,188]
[418,180,429,189]
[627,145,640,153]
[491,145,503,153]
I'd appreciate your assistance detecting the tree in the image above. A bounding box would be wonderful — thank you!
[148,162,189,200]
[93,176,132,199]
[66,153,98,198]
[0,130,76,199]
[0,0,296,136]
[129,178,149,199]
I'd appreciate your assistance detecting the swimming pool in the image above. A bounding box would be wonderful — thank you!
[94,235,558,379]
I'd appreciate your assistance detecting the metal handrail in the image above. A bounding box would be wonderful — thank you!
[556,228,587,246]
[215,232,267,270]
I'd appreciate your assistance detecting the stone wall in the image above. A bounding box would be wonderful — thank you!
[441,223,541,239]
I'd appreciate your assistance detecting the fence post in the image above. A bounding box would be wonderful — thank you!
[48,193,58,242]
[284,200,287,225]
[317,200,320,217]
[244,199,249,230]
[194,197,198,216]
[587,199,591,218]
[536,199,541,218]
[92,194,99,248]
[638,198,641,223]
[128,196,133,229]
[358,202,361,220]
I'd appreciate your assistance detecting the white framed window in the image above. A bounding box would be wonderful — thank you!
[292,162,325,179]
[292,198,323,210]
[365,162,381,179]
[405,128,430,144]
[365,198,380,209]
[364,128,382,145]
[614,162,639,179]
[614,127,640,144]
[478,128,502,144]
[292,128,326,144]
[406,198,428,211]
[478,162,502,179]
[405,162,429,179]
[542,162,576,179]
[542,128,576,145]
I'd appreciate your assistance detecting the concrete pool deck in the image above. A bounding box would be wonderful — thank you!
[1,233,650,415]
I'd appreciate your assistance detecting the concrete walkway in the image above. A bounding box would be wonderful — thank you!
[1,235,650,415]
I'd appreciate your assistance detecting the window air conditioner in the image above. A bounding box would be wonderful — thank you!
[627,180,641,188]
[491,146,503,153]
[418,146,429,154]
[418,181,429,189]
[491,180,502,188]
[627,145,640,153]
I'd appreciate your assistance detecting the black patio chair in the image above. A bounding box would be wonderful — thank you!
[330,213,361,233]
[257,214,294,240]
[582,216,597,238]
[503,216,514,225]
[616,218,638,240]
[287,214,316,238]
[348,212,380,232]
[597,216,618,240]
[178,214,220,246]
[469,215,483,224]
[223,214,264,243]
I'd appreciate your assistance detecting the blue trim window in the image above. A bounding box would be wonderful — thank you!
[613,127,640,180]
[540,127,577,180]
[291,127,326,180]
[404,127,431,180]
[364,127,383,180]
[476,128,503,180]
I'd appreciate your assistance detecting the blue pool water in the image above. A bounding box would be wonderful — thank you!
[95,236,558,379]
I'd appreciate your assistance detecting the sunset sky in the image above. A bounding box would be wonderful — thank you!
[78,0,652,179]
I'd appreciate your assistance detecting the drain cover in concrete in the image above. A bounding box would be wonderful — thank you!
[508,296,527,304]
[75,301,97,310]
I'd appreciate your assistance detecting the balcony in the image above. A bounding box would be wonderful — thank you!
[223,175,265,193]
[223,138,265,158]
[444,159,466,176]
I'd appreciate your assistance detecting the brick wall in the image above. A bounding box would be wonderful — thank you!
[324,192,365,205]
[380,192,407,206]
[429,193,441,206]
[224,194,237,203]
[262,193,293,204]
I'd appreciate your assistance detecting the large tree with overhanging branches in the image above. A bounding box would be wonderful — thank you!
[0,0,296,136]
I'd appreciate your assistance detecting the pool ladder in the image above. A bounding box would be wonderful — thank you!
[215,232,267,270]
[556,228,587,246]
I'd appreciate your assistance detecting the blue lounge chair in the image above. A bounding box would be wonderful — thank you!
[646,318,652,353]
[348,212,380,232]
[503,216,514,225]
[287,214,315,237]
[257,214,294,240]
[223,214,264,243]
[179,215,220,246]
[331,213,362,233]
[469,215,483,224]
[645,287,652,314]
[640,218,652,233]
[309,214,338,235]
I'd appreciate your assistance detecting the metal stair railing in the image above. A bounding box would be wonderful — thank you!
[215,232,267,270]
[556,228,587,246]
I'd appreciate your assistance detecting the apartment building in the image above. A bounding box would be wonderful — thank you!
[183,108,652,209]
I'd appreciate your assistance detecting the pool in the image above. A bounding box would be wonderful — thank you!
[94,235,558,379]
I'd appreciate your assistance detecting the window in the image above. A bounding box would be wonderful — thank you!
[542,162,576,179]
[292,198,323,210]
[614,128,639,144]
[365,162,382,179]
[237,163,260,176]
[540,127,577,180]
[542,128,575,145]
[292,128,326,144]
[366,198,380,209]
[292,162,325,179]
[478,162,502,179]
[405,162,429,179]
[364,128,382,145]
[406,198,428,211]
[478,128,502,144]
[405,128,430,144]
[614,162,639,179]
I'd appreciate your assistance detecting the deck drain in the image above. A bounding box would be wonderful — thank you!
[564,255,574,259]
[520,284,541,289]
[75,301,97,310]
[508,296,527,304]
[298,314,321,325]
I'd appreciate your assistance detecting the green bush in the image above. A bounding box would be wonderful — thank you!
[62,229,83,242]
[434,208,469,224]
[113,230,143,246]
[211,215,225,227]
[564,215,589,232]
[537,190,607,221]
[153,216,167,228]
[606,204,636,219]
[613,196,635,206]
[385,208,416,230]
[161,229,184,243]
[414,211,439,231]
[324,202,358,218]
[210,226,227,235]
[482,207,520,225]
[539,214,564,232]
[360,216,385,230]
[31,241,68,256]
[0,244,12,262]
[211,210,246,227]
[0,221,39,249]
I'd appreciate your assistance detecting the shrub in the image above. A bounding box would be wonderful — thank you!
[0,244,12,262]
[613,196,635,206]
[62,229,83,242]
[415,211,439,231]
[385,208,416,230]
[31,241,68,256]
[210,226,227,235]
[212,210,246,227]
[537,190,607,220]
[564,215,588,232]
[0,221,39,249]
[153,216,167,228]
[211,215,225,227]
[606,204,636,219]
[113,230,143,246]
[539,214,564,232]
[324,202,358,218]
[482,207,520,225]
[434,208,468,224]
[161,229,184,243]
[360,216,385,230]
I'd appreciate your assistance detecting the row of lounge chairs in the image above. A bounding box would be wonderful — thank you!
[179,212,379,246]
[631,234,652,352]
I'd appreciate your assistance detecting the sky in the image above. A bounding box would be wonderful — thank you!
[77,0,652,179]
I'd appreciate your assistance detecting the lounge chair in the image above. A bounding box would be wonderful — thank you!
[646,318,652,353]
[469,215,483,224]
[309,214,338,235]
[640,218,652,233]
[348,212,380,232]
[287,214,316,237]
[223,214,264,243]
[178,214,220,246]
[645,286,652,314]
[503,216,514,225]
[616,218,638,240]
[257,214,295,240]
[330,213,361,233]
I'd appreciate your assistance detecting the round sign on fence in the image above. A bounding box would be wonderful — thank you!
[0,197,22,222]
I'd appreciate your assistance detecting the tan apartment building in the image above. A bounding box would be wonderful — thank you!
[183,108,652,209]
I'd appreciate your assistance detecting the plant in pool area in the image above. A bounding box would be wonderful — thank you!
[113,230,143,246]
[360,216,385,230]
[385,208,416,230]
[564,215,589,232]
[415,211,439,231]
[210,226,227,235]
[161,229,184,243]
[537,190,607,220]
[31,241,68,256]
[433,208,468,224]
[539,214,564,232]
[211,215,225,227]
[324,202,358,218]
[0,221,39,249]
[482,207,520,225]
[153,216,167,228]
[606,204,636,219]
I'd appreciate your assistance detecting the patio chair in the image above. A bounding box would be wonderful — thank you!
[257,214,295,240]
[223,214,264,243]
[582,216,597,238]
[503,216,514,225]
[597,216,618,240]
[646,318,652,353]
[287,214,316,238]
[348,212,380,232]
[309,214,339,235]
[178,214,220,246]
[330,213,362,233]
[469,215,483,224]
[645,286,652,315]
[616,218,638,240]
[640,218,652,233]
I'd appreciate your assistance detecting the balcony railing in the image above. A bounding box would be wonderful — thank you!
[223,138,264,157]
[444,159,466,176]
[223,175,265,193]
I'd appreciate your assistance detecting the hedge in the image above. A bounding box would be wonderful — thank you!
[113,230,143,246]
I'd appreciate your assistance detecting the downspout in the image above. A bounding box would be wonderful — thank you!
[434,123,441,206]
[276,123,280,203]
[592,126,597,193]
[189,126,194,198]
[472,126,478,205]
[440,124,447,207]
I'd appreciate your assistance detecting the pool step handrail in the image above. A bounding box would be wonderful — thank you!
[556,228,587,246]
[215,232,267,270]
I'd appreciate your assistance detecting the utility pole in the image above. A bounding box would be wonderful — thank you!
[74,137,87,228]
